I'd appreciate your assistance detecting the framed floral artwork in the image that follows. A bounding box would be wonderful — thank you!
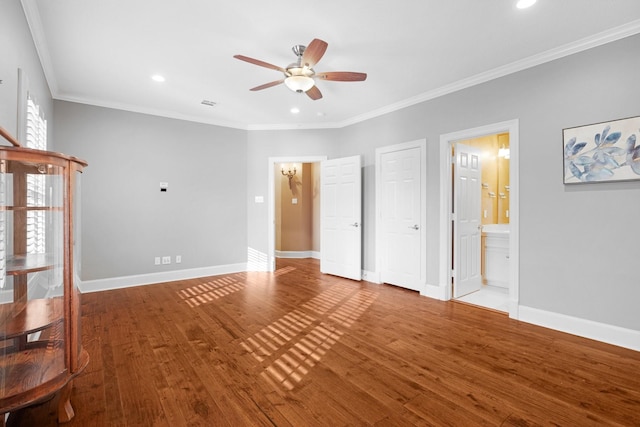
[563,115,640,184]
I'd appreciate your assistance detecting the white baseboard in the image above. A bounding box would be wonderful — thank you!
[421,283,447,300]
[275,250,320,259]
[362,270,380,283]
[519,305,640,352]
[79,263,247,294]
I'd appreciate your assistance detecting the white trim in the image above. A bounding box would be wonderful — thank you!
[375,139,428,293]
[422,283,447,300]
[361,270,380,284]
[267,156,327,272]
[20,0,59,96]
[439,120,520,318]
[53,94,251,131]
[275,250,319,259]
[79,263,246,293]
[519,305,640,352]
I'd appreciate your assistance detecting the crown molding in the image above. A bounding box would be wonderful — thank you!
[20,0,59,96]
[338,19,640,129]
[55,94,250,130]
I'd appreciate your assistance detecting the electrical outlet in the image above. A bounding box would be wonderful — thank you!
[154,257,161,265]
[175,255,182,264]
[162,256,171,265]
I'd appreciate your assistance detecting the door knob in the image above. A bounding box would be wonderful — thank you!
[350,222,360,227]
[408,224,419,230]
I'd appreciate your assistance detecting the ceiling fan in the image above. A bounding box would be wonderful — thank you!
[234,38,367,100]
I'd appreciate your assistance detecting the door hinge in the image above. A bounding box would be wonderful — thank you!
[451,269,455,278]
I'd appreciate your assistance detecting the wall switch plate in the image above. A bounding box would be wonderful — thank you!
[292,198,298,204]
[255,196,264,203]
[161,256,171,265]
[176,255,182,264]
[160,182,168,192]
[154,257,161,265]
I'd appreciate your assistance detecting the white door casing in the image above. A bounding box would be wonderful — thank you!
[375,140,427,292]
[320,156,362,281]
[453,143,482,298]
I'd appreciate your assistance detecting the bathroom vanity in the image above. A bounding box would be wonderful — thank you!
[482,224,510,288]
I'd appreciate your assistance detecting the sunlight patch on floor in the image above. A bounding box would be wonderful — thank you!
[242,285,378,391]
[177,276,246,307]
[274,265,297,276]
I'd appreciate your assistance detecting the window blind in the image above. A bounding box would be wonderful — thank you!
[25,96,47,255]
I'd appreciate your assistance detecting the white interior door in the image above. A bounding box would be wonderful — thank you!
[453,143,482,298]
[320,156,362,281]
[378,146,423,291]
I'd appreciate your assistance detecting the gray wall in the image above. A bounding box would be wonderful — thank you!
[0,0,53,146]
[54,102,248,280]
[247,34,640,331]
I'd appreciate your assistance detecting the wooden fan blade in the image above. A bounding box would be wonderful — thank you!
[316,72,367,82]
[234,55,286,73]
[301,39,328,68]
[306,85,323,100]
[250,79,285,91]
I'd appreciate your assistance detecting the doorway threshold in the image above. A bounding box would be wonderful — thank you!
[455,286,508,313]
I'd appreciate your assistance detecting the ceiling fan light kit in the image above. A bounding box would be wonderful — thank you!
[285,76,315,92]
[234,38,367,100]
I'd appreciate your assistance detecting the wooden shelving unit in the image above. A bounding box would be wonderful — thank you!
[0,133,89,425]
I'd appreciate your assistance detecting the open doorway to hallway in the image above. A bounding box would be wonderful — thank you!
[268,156,327,272]
[268,155,364,282]
[274,162,321,261]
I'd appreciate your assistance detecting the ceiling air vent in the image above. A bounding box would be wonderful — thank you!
[201,100,216,107]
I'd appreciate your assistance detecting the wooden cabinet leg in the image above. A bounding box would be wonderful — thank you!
[58,382,75,423]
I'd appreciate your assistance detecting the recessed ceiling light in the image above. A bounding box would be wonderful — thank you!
[516,0,536,9]
[151,74,165,82]
[290,107,300,114]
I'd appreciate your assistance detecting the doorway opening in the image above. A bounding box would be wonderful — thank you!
[268,156,326,272]
[439,120,519,318]
[453,134,510,312]
[274,162,321,261]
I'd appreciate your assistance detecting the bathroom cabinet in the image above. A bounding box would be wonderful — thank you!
[483,225,509,288]
[0,145,89,425]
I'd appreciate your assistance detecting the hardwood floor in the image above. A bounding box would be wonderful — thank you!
[7,258,640,426]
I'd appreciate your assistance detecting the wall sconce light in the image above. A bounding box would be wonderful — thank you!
[281,165,297,189]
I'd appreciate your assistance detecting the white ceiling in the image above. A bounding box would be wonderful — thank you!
[22,1,640,130]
